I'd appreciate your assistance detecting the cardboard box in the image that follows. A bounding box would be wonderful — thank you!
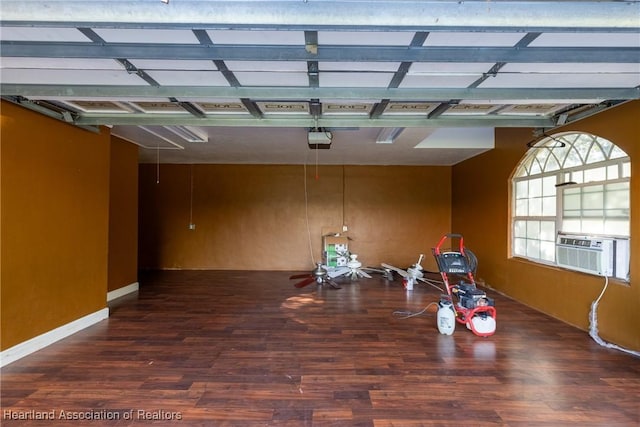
[323,235,349,267]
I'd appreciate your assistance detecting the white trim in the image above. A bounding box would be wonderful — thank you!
[0,308,109,368]
[107,282,139,302]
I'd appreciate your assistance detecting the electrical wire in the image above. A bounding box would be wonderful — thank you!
[303,162,315,265]
[315,138,319,180]
[342,165,346,228]
[156,144,160,184]
[393,302,439,319]
[418,277,446,293]
[189,164,194,226]
[589,275,640,357]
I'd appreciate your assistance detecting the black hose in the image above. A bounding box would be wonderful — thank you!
[465,248,478,275]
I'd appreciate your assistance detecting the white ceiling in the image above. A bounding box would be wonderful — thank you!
[1,0,639,165]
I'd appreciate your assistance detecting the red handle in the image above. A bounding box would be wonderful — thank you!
[434,233,465,255]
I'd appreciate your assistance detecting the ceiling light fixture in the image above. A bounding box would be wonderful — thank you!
[376,127,404,144]
[164,126,209,143]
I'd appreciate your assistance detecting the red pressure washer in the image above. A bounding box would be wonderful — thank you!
[432,234,497,337]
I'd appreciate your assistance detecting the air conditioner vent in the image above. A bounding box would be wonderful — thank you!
[556,233,629,280]
[556,244,601,274]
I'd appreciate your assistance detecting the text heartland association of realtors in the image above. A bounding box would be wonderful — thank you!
[3,409,182,421]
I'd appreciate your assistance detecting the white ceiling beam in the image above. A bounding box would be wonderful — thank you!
[73,113,554,128]
[2,1,639,30]
[3,85,637,101]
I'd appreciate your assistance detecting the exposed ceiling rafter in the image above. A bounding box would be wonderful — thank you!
[2,43,638,64]
[1,0,638,166]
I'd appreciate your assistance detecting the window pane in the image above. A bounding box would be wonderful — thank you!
[529,197,542,216]
[565,147,582,168]
[526,239,540,259]
[607,165,619,180]
[564,192,581,210]
[540,241,556,262]
[604,219,629,236]
[515,180,528,199]
[514,164,528,178]
[606,181,629,192]
[584,166,606,183]
[571,170,584,183]
[598,138,614,157]
[606,188,629,209]
[574,135,593,161]
[583,184,603,193]
[582,219,604,234]
[527,221,540,239]
[535,149,549,168]
[542,196,556,216]
[542,176,556,196]
[622,162,630,178]
[606,209,630,217]
[553,144,570,167]
[582,191,603,210]
[516,199,528,216]
[545,154,560,172]
[586,144,605,164]
[530,159,542,175]
[540,221,556,241]
[562,219,581,233]
[514,220,527,238]
[529,178,542,197]
[610,145,628,159]
[514,238,527,256]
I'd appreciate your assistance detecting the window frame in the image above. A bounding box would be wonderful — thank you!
[510,132,631,270]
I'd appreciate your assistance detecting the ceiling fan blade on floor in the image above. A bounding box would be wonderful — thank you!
[290,273,313,280]
[293,276,316,288]
[325,278,341,290]
[381,263,410,278]
[327,266,350,278]
[357,269,372,279]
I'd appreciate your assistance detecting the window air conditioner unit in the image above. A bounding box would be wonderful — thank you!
[556,232,630,280]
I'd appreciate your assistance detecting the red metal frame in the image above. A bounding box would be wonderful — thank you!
[433,234,497,337]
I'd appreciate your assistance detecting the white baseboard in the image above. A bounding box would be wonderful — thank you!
[107,282,139,302]
[0,308,109,368]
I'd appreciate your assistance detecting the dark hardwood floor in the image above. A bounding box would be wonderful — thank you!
[2,270,639,426]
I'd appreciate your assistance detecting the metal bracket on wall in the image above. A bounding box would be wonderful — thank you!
[1,96,101,134]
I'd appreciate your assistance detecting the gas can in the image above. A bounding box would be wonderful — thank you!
[437,299,456,335]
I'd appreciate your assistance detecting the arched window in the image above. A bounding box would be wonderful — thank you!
[511,132,631,274]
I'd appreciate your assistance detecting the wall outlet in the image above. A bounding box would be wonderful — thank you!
[188,223,196,230]
[342,224,348,232]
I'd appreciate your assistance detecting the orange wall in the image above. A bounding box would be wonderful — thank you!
[1,101,111,350]
[4,95,635,353]
[108,136,139,292]
[452,100,640,351]
[138,164,451,271]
